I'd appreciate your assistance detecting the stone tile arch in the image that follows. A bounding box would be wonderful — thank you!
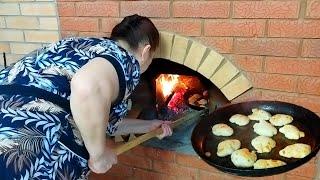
[155,31,252,100]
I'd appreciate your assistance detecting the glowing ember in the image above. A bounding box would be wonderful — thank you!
[167,89,187,112]
[155,73,205,118]
[156,74,180,99]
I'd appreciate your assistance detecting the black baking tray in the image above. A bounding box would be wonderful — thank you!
[191,101,320,177]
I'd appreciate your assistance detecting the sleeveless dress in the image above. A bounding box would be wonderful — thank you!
[0,37,140,179]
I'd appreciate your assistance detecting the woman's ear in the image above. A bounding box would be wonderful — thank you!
[141,44,151,64]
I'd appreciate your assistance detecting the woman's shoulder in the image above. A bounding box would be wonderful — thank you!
[57,36,103,44]
[54,36,113,46]
[56,37,125,52]
[88,38,136,62]
[52,36,137,66]
[46,37,123,57]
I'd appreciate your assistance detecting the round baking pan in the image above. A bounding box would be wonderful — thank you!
[191,101,320,177]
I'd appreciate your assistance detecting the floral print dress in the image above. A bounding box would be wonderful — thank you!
[0,37,140,179]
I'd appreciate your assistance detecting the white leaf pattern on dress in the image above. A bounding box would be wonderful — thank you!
[20,99,65,114]
[0,138,18,155]
[7,61,25,83]
[0,37,139,179]
[42,65,75,80]
[66,115,83,146]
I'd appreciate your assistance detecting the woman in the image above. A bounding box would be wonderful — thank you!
[0,14,172,179]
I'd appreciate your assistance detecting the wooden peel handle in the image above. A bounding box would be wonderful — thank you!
[114,109,207,155]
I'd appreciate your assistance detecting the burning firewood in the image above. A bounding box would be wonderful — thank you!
[155,73,209,118]
[188,94,201,104]
[198,99,208,105]
[187,92,209,109]
[167,89,187,111]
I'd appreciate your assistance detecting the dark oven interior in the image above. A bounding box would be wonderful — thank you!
[129,58,230,121]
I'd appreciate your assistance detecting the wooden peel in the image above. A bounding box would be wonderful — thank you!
[114,109,208,155]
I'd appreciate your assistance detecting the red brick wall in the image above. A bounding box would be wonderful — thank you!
[89,145,317,180]
[57,0,320,179]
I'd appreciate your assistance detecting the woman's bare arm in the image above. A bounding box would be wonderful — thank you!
[70,57,119,160]
[113,118,173,139]
[69,57,172,173]
[113,118,158,135]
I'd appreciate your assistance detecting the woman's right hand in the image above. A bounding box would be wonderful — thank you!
[149,120,173,139]
[88,147,117,174]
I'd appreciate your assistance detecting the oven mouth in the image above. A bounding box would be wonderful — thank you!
[127,58,230,154]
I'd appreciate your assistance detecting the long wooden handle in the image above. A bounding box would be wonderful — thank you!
[114,109,207,155]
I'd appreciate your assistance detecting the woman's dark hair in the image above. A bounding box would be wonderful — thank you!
[110,14,159,52]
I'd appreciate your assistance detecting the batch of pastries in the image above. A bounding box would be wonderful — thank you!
[211,108,311,169]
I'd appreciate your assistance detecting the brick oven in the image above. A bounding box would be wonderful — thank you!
[0,0,319,179]
[132,31,252,115]
[119,32,250,156]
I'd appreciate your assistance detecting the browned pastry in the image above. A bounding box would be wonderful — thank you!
[217,139,241,157]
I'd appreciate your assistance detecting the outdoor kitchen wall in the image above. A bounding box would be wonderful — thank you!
[0,0,60,67]
[0,0,312,179]
[56,0,320,179]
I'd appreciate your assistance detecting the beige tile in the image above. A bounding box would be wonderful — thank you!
[0,43,10,53]
[20,3,56,16]
[210,60,240,88]
[0,3,20,15]
[0,30,24,41]
[221,74,252,100]
[0,17,6,28]
[160,31,174,60]
[184,41,207,70]
[0,56,3,68]
[1,0,34,1]
[3,54,24,65]
[170,34,189,64]
[5,16,39,29]
[24,30,59,43]
[198,50,224,79]
[10,43,42,54]
[0,55,3,67]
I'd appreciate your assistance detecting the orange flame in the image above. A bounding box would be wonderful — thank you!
[157,74,180,98]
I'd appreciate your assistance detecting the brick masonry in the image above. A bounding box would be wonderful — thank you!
[0,0,60,66]
[52,1,317,179]
[53,1,319,179]
[1,0,319,179]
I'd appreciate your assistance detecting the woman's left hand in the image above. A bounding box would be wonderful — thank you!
[149,120,173,139]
